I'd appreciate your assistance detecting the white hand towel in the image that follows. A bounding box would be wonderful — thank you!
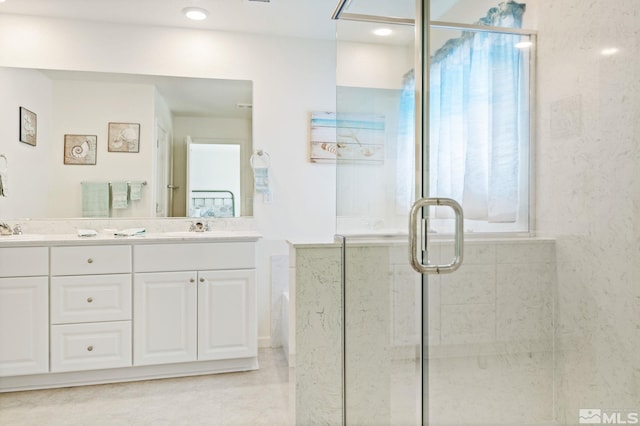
[254,168,270,194]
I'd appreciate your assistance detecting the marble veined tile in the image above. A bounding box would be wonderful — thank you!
[440,264,496,305]
[496,263,554,344]
[440,303,496,345]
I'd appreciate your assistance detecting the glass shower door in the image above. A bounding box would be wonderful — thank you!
[334,11,423,424]
[335,0,549,425]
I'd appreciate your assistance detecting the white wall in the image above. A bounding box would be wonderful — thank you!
[535,0,640,423]
[0,67,54,219]
[0,14,337,346]
[337,41,413,89]
[48,79,155,217]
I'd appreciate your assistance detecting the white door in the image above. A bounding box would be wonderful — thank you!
[197,270,256,361]
[154,123,171,217]
[133,271,197,365]
[186,137,242,218]
[0,277,49,376]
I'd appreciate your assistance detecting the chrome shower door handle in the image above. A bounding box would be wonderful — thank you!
[409,197,464,274]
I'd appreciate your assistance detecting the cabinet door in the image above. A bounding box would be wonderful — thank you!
[0,277,48,376]
[133,271,197,366]
[197,270,257,361]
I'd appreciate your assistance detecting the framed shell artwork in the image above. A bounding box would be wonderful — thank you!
[64,135,97,165]
[19,107,37,146]
[108,122,140,153]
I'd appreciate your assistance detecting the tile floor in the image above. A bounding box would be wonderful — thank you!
[0,348,290,426]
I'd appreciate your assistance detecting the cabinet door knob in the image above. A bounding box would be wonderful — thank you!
[87,345,94,352]
[87,297,94,303]
[189,278,195,283]
[199,278,205,283]
[87,258,94,264]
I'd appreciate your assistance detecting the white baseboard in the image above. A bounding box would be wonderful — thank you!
[258,336,272,348]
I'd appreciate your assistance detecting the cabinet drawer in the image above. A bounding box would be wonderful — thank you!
[50,321,132,372]
[0,247,48,278]
[134,243,255,272]
[51,245,131,276]
[51,274,132,324]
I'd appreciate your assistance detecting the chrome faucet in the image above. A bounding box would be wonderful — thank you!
[188,220,211,232]
[0,222,12,236]
[0,223,24,235]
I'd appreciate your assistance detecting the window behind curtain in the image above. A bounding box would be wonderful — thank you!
[397,1,531,233]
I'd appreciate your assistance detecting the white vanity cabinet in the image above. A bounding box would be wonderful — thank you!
[49,245,133,372]
[0,234,260,392]
[133,243,256,366]
[0,247,49,377]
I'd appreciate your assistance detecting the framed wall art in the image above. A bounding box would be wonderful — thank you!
[108,122,140,153]
[64,135,97,165]
[19,107,37,146]
[309,111,385,164]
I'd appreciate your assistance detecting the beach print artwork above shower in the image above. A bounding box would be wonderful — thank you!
[310,111,385,163]
[64,134,97,165]
[108,122,140,153]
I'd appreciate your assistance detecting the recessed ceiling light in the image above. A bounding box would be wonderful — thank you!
[373,28,393,37]
[601,47,619,56]
[182,7,209,21]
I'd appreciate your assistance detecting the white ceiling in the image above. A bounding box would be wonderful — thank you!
[0,0,465,41]
[0,0,340,40]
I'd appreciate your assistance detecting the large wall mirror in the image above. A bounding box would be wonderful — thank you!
[0,66,253,220]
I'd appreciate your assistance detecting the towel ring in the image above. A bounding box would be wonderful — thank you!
[250,150,271,169]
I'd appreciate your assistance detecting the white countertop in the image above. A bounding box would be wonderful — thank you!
[0,230,262,247]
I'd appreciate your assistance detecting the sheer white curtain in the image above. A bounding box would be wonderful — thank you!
[397,1,526,223]
[396,70,416,215]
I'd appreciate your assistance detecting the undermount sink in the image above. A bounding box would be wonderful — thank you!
[154,231,231,238]
[0,234,46,242]
[162,231,211,237]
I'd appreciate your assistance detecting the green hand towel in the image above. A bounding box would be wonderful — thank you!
[81,182,109,217]
[130,181,143,201]
[111,181,129,209]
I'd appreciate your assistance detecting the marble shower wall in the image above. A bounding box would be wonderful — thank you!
[291,238,556,426]
[535,0,640,424]
[429,239,556,426]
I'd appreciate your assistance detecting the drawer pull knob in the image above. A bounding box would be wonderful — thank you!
[87,258,94,264]
[87,297,94,303]
[189,278,195,283]
[87,345,94,352]
[199,278,205,283]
